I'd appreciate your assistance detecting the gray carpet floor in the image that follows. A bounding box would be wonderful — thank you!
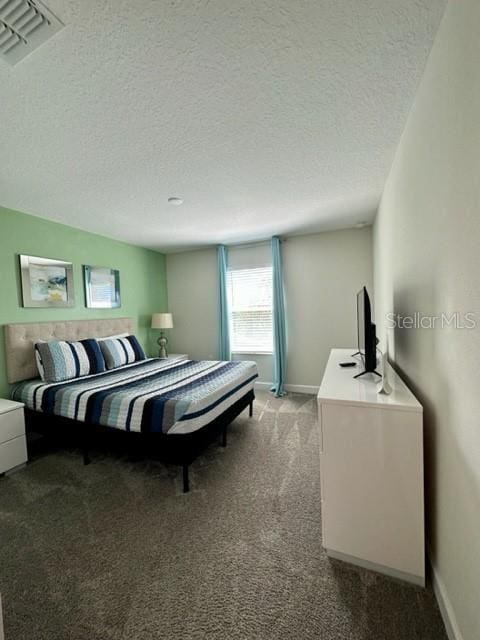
[0,392,447,640]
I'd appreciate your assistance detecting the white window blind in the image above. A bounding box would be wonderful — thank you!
[227,266,273,353]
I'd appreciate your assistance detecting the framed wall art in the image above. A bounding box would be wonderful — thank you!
[19,254,75,308]
[83,265,121,308]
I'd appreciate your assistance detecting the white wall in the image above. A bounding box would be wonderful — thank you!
[373,1,480,638]
[283,228,372,387]
[166,227,373,390]
[166,248,218,361]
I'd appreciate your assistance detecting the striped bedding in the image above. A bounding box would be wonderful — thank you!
[12,358,258,435]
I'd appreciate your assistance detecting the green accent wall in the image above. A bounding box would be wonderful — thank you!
[0,206,167,397]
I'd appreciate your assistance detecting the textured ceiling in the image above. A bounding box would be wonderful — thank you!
[0,0,446,252]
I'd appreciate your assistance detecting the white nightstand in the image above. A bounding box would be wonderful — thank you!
[0,399,28,475]
[159,354,188,363]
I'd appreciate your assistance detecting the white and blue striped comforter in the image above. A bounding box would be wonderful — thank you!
[12,359,258,435]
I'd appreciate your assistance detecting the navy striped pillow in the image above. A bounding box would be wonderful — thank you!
[99,335,146,370]
[35,339,106,383]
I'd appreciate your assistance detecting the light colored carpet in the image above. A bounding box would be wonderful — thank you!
[0,392,447,640]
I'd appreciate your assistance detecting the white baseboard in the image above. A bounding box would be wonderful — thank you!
[254,381,318,395]
[428,549,464,640]
[0,594,4,640]
[284,384,319,395]
[254,382,271,391]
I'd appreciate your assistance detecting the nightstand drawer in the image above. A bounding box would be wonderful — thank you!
[0,435,27,474]
[0,409,25,444]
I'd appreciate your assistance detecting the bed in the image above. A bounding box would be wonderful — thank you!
[5,318,258,492]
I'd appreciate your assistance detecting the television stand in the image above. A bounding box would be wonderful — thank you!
[353,369,381,379]
[317,348,424,586]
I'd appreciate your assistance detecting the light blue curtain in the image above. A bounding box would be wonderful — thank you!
[217,245,231,361]
[271,236,287,396]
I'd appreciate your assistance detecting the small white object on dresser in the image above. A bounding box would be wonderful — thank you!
[0,399,28,475]
[318,348,424,586]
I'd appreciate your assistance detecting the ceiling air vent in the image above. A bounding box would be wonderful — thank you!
[0,0,64,65]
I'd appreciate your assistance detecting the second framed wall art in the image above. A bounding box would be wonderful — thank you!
[83,265,121,308]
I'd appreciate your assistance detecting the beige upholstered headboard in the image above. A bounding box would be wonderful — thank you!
[4,318,135,384]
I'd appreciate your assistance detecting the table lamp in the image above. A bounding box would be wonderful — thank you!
[151,312,173,358]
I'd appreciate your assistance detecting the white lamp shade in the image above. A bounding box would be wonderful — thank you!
[151,312,173,329]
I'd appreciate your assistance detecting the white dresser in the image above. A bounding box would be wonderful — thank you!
[317,349,424,586]
[0,399,28,475]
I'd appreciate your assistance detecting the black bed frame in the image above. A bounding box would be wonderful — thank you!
[25,390,254,493]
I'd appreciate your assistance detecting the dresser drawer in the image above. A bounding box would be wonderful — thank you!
[0,408,25,444]
[0,435,28,474]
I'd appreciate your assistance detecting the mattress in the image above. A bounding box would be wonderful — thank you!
[12,358,258,435]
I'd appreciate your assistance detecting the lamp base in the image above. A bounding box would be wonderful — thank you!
[157,334,168,359]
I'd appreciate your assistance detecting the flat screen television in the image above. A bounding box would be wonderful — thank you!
[355,286,379,378]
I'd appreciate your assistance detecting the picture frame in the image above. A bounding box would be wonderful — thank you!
[83,265,121,309]
[19,254,75,308]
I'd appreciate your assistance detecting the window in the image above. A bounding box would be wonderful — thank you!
[227,266,273,353]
